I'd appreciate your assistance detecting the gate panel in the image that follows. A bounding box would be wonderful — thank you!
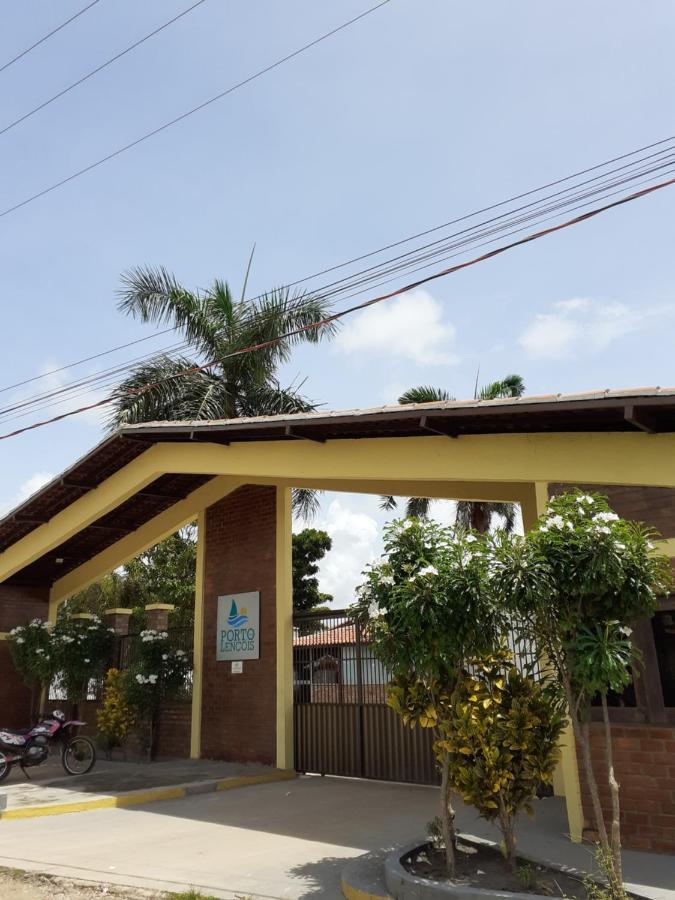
[293,610,438,785]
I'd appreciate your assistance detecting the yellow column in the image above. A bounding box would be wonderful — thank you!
[190,511,207,759]
[275,485,294,770]
[523,481,584,842]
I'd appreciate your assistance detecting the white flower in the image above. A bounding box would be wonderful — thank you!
[84,658,90,663]
[368,601,383,619]
[36,648,44,654]
[418,565,438,577]
[379,574,394,586]
[593,511,619,524]
[620,626,633,637]
[135,674,145,684]
[162,654,169,661]
[465,535,477,543]
[615,542,626,550]
[546,515,565,529]
[175,650,186,658]
[16,637,24,644]
[401,520,414,530]
[461,552,474,565]
[595,525,611,535]
[148,674,158,685]
[647,542,655,551]
[577,495,594,505]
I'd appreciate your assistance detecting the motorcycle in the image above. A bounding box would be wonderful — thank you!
[0,709,96,782]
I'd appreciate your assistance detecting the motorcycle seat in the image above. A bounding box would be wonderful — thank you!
[0,729,29,745]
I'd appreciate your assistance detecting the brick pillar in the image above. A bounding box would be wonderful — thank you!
[201,484,278,765]
[145,603,174,631]
[104,608,132,636]
[0,585,49,726]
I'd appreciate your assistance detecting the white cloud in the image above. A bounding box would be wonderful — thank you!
[299,497,381,607]
[0,471,54,517]
[335,289,459,366]
[519,297,675,360]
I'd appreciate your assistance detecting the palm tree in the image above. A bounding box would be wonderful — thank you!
[381,375,525,532]
[109,265,337,517]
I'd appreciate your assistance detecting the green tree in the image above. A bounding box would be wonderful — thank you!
[381,375,525,530]
[292,528,333,612]
[491,490,672,894]
[352,518,504,876]
[109,265,337,518]
[69,528,198,629]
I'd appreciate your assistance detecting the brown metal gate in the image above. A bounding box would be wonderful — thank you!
[293,610,440,785]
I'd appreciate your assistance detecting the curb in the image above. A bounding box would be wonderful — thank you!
[0,768,296,821]
[341,854,392,900]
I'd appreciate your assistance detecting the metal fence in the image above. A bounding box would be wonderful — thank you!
[292,609,543,786]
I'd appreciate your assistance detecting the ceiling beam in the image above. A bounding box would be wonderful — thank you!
[284,425,326,443]
[624,404,658,434]
[418,416,459,439]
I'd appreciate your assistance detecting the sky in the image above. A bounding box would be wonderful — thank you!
[0,0,674,604]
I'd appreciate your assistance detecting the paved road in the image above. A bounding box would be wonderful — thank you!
[0,776,672,900]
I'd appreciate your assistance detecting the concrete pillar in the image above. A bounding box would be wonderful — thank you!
[190,511,207,759]
[145,603,174,631]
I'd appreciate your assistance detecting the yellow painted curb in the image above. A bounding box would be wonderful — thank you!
[340,876,390,900]
[0,770,296,821]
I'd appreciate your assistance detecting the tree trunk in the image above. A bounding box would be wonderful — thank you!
[470,503,491,534]
[601,692,624,889]
[439,750,456,878]
[561,677,609,851]
[497,794,517,872]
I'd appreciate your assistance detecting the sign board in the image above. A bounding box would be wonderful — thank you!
[231,661,243,674]
[216,591,260,661]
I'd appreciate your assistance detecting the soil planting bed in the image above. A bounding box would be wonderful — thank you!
[402,840,590,898]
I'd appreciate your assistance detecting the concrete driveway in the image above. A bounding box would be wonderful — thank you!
[0,775,673,900]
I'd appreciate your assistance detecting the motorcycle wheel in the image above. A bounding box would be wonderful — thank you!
[0,751,11,783]
[62,737,96,776]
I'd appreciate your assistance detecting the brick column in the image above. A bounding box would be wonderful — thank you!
[201,484,278,765]
[104,608,133,636]
[0,585,49,726]
[145,603,174,631]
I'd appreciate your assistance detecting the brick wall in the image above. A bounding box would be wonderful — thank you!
[580,723,675,853]
[200,484,278,765]
[75,697,192,760]
[0,583,49,727]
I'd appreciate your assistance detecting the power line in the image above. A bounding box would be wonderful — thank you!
[0,0,209,138]
[0,0,392,220]
[2,139,675,425]
[2,132,672,401]
[0,0,102,74]
[1,169,673,442]
[0,130,675,404]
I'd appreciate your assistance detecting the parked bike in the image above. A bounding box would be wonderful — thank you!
[0,709,96,782]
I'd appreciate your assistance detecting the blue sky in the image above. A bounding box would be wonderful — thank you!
[1,0,674,602]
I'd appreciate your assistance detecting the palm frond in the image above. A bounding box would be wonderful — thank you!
[292,487,323,521]
[398,385,454,405]
[107,356,233,429]
[117,266,225,358]
[479,374,525,400]
[407,496,433,518]
[455,499,517,533]
[379,495,398,512]
[238,379,316,417]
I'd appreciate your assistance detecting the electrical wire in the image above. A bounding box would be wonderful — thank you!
[0,0,209,138]
[2,132,673,401]
[2,141,675,425]
[0,1,102,74]
[0,169,673,442]
[0,0,392,220]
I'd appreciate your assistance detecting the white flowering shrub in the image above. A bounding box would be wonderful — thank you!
[50,615,114,703]
[351,517,505,876]
[8,619,54,694]
[490,489,673,892]
[9,615,113,706]
[353,518,503,680]
[122,629,191,759]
